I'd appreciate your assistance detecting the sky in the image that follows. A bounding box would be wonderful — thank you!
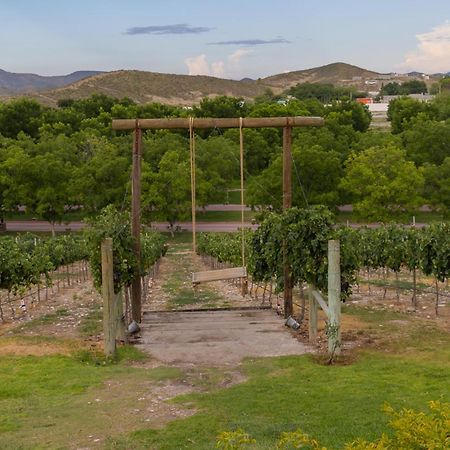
[1,0,450,79]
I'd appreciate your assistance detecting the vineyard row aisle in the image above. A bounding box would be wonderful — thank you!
[138,242,312,366]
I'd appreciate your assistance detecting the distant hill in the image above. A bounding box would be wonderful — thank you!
[0,69,103,92]
[27,70,268,106]
[262,62,385,89]
[3,62,441,106]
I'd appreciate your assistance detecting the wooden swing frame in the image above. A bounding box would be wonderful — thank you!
[112,116,324,321]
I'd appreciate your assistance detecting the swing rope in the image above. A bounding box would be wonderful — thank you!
[189,117,246,283]
[239,117,246,267]
[189,117,196,253]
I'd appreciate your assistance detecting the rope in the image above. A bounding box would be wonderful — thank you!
[189,117,196,253]
[239,117,245,267]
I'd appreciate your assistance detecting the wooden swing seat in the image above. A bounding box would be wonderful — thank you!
[192,266,247,284]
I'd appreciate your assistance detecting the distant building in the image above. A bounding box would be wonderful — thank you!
[356,97,373,105]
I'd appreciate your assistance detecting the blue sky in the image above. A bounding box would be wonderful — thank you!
[1,0,449,78]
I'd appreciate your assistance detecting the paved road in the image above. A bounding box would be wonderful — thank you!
[3,220,258,233]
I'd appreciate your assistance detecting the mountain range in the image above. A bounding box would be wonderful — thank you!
[0,63,444,106]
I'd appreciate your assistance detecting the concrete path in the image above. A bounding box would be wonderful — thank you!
[138,307,311,367]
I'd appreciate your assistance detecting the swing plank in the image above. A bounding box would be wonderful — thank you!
[192,267,247,284]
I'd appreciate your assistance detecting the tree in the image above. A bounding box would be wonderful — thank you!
[246,145,342,210]
[401,117,450,166]
[0,98,45,138]
[423,157,450,215]
[71,137,130,214]
[16,152,74,235]
[142,149,195,230]
[326,101,371,132]
[193,96,248,118]
[387,97,432,133]
[340,145,424,221]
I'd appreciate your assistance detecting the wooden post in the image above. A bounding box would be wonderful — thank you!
[283,125,293,319]
[115,289,125,341]
[131,125,142,322]
[308,287,318,343]
[101,238,116,357]
[327,240,341,356]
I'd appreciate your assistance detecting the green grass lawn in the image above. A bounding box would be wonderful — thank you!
[1,289,449,449]
[106,307,450,449]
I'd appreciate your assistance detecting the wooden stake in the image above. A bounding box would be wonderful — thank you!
[327,240,341,356]
[283,125,293,318]
[101,238,116,357]
[308,287,318,344]
[131,125,142,322]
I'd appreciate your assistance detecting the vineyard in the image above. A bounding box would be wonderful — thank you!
[197,207,450,315]
[0,206,167,325]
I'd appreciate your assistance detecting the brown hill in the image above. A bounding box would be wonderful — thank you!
[263,62,385,90]
[14,63,397,107]
[29,70,268,107]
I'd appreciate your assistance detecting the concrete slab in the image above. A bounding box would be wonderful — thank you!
[138,308,312,366]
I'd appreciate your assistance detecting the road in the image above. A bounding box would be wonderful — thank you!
[3,220,258,233]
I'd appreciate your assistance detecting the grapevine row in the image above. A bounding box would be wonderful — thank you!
[197,208,450,303]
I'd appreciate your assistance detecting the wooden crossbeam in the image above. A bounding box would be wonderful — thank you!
[112,116,324,131]
[310,289,330,317]
[192,267,247,284]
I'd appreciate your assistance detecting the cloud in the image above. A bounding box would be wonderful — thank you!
[228,48,253,66]
[185,48,253,78]
[208,38,291,46]
[125,23,213,35]
[400,21,450,73]
[185,54,210,76]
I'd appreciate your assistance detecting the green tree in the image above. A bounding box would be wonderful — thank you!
[16,152,74,234]
[340,145,424,221]
[0,98,45,138]
[387,97,432,133]
[246,145,342,210]
[423,157,450,215]
[401,117,450,166]
[72,137,130,214]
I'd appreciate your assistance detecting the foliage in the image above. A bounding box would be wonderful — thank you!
[340,145,424,221]
[287,82,366,102]
[0,233,87,296]
[84,205,166,293]
[216,429,256,449]
[215,401,450,449]
[380,80,427,96]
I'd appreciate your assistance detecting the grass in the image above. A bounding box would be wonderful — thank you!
[162,242,224,310]
[336,210,447,224]
[108,347,450,449]
[11,308,71,334]
[78,304,103,337]
[1,305,449,449]
[0,349,185,449]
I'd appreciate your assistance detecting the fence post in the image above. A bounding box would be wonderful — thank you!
[308,287,318,343]
[115,289,125,341]
[327,240,341,356]
[101,238,116,357]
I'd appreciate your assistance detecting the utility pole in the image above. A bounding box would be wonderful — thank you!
[283,124,293,318]
[131,125,142,322]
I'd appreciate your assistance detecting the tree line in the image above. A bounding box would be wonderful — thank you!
[0,90,449,228]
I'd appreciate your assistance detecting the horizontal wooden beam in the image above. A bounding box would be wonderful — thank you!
[112,116,324,131]
[192,266,247,284]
